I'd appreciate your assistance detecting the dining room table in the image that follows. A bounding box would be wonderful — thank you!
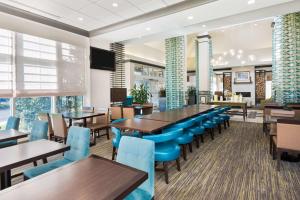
[62,111,105,127]
[0,129,28,143]
[0,139,70,189]
[0,155,148,200]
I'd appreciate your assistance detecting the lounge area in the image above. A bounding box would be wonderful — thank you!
[0,0,299,200]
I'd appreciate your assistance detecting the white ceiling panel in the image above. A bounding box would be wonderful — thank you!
[52,0,91,11]
[96,0,143,18]
[132,0,166,13]
[163,0,185,5]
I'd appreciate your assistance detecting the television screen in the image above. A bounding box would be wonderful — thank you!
[90,47,115,71]
[111,88,127,102]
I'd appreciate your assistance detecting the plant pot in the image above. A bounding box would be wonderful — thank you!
[159,97,166,112]
[188,95,196,105]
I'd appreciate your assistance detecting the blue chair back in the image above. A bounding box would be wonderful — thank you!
[192,115,206,125]
[144,129,182,143]
[6,116,20,130]
[111,118,127,145]
[30,120,48,141]
[117,136,155,198]
[123,96,133,107]
[174,119,195,130]
[64,126,90,162]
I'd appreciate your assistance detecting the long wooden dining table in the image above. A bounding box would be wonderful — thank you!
[110,104,218,133]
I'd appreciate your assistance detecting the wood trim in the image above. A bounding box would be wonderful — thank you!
[277,119,300,125]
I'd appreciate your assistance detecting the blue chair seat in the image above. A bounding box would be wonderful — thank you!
[219,114,230,120]
[213,116,223,122]
[203,121,216,128]
[24,158,72,179]
[189,126,205,135]
[125,188,152,200]
[174,133,193,145]
[155,141,180,162]
[0,140,17,148]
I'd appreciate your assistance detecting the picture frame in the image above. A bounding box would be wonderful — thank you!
[235,71,251,83]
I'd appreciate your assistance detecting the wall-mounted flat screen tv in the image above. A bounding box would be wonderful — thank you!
[90,47,115,71]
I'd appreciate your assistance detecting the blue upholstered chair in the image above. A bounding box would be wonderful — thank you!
[0,116,20,148]
[189,115,206,148]
[211,110,223,134]
[23,126,90,179]
[143,129,182,184]
[122,96,133,107]
[218,107,231,128]
[29,120,48,141]
[117,136,155,200]
[203,112,217,140]
[165,120,195,161]
[111,118,127,160]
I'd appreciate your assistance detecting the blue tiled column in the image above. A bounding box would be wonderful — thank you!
[165,36,186,110]
[272,12,300,104]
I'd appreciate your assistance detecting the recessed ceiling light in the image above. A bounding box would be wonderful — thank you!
[241,60,246,65]
[221,30,225,32]
[248,0,255,5]
[146,27,151,31]
[78,17,83,21]
[237,55,242,59]
[187,16,194,20]
[238,49,243,54]
[248,55,255,61]
[112,2,118,7]
[202,24,206,28]
[223,52,228,56]
[254,23,258,26]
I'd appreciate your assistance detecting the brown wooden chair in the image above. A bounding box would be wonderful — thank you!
[38,113,54,140]
[263,105,284,134]
[272,119,300,171]
[111,106,122,120]
[51,114,68,143]
[122,107,135,119]
[142,103,153,115]
[87,109,110,140]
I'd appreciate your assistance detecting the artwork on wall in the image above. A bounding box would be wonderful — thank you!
[234,71,251,83]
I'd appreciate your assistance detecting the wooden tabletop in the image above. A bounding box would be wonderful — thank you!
[140,104,217,123]
[0,155,148,200]
[62,112,104,120]
[0,129,28,143]
[110,118,171,133]
[0,139,70,173]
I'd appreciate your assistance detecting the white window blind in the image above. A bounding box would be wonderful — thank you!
[15,33,85,97]
[0,28,13,97]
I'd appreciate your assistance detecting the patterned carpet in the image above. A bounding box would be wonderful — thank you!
[11,121,300,200]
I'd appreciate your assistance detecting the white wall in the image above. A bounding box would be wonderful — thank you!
[231,66,255,106]
[89,38,112,110]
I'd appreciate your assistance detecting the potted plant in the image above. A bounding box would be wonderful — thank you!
[158,88,166,112]
[187,86,197,105]
[130,84,151,105]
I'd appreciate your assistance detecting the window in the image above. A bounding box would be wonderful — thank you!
[0,98,11,130]
[56,96,83,113]
[0,28,13,97]
[15,97,51,131]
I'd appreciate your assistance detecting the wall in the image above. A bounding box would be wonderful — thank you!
[89,38,112,110]
[231,66,255,106]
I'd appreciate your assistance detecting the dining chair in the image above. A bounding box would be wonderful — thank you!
[164,120,195,161]
[111,118,127,160]
[51,114,68,143]
[87,109,110,140]
[111,106,123,120]
[271,119,300,171]
[142,103,153,115]
[30,120,49,166]
[38,113,54,140]
[123,107,135,119]
[189,115,206,147]
[143,129,182,184]
[203,112,218,140]
[23,126,90,179]
[0,116,20,148]
[117,136,155,200]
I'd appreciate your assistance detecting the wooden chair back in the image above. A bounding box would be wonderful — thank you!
[277,119,300,151]
[111,106,122,120]
[123,107,135,119]
[51,114,68,138]
[94,109,110,125]
[38,113,54,138]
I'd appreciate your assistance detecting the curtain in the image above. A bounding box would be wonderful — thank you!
[15,33,86,97]
[0,28,13,97]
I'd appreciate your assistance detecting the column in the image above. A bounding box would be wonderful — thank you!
[165,36,186,110]
[195,34,213,103]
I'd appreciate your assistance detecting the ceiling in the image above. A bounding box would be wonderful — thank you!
[0,0,184,31]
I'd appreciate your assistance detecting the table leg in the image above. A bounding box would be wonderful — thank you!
[69,119,72,127]
[83,118,87,127]
[243,106,246,121]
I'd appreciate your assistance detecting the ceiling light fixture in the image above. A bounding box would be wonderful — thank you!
[112,2,118,7]
[146,27,151,31]
[187,16,194,20]
[248,0,255,5]
[78,17,83,21]
[241,60,246,65]
[238,49,243,54]
[223,52,228,56]
[254,23,258,26]
[202,24,206,28]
